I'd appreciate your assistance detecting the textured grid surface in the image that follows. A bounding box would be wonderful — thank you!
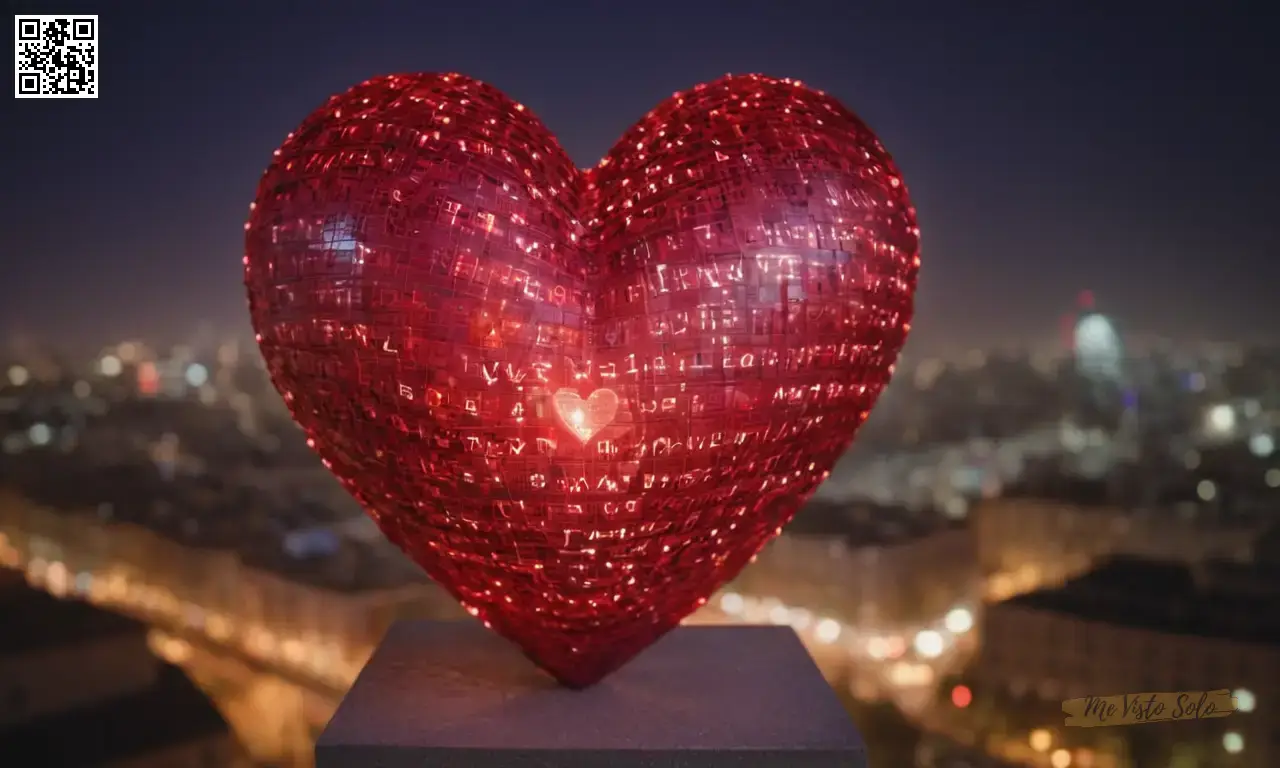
[244,72,919,686]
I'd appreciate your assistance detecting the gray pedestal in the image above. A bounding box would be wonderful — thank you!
[316,620,866,768]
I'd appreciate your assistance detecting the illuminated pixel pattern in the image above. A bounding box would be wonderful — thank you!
[244,72,919,686]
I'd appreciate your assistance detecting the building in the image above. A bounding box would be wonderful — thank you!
[0,487,459,692]
[736,499,977,630]
[976,557,1277,767]
[1074,311,1123,384]
[0,570,237,766]
[974,482,1262,601]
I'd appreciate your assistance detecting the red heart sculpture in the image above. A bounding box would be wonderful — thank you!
[244,72,919,687]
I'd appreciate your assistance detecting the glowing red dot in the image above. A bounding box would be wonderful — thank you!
[952,685,972,708]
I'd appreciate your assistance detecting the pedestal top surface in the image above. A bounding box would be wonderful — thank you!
[318,620,864,755]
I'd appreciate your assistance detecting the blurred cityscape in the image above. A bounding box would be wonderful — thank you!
[1,296,1277,768]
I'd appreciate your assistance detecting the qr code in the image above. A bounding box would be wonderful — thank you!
[15,15,98,99]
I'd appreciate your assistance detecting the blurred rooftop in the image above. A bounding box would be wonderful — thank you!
[790,498,965,548]
[0,578,143,655]
[1007,555,1280,646]
[0,575,229,764]
[0,665,228,765]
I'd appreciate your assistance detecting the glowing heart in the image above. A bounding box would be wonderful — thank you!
[244,72,919,686]
[553,389,619,443]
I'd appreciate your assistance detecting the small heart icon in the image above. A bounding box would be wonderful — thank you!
[553,388,619,443]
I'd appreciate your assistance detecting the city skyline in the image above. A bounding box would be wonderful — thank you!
[5,3,1278,354]
[2,316,1277,767]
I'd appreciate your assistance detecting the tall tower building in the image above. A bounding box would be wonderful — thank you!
[1065,291,1140,464]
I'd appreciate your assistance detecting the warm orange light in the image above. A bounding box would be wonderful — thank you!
[951,684,972,708]
[552,388,619,442]
[1030,729,1053,752]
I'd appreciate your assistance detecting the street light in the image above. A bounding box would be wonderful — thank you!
[913,629,944,658]
[718,592,744,615]
[1050,748,1071,768]
[944,607,973,634]
[7,365,29,386]
[814,618,841,644]
[1231,688,1255,714]
[1029,729,1052,752]
[1223,732,1244,754]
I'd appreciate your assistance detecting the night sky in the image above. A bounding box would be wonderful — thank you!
[6,1,1277,355]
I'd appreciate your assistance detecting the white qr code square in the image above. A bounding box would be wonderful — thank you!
[15,15,98,98]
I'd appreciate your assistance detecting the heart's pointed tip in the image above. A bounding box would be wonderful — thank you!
[535,655,632,689]
[548,669,608,690]
[523,644,646,690]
